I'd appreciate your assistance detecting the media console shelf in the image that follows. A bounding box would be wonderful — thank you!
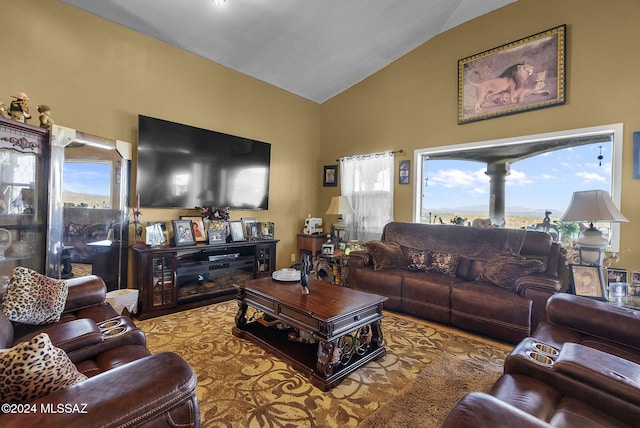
[132,239,278,319]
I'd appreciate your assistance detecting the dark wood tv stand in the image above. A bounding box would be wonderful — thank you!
[132,239,278,319]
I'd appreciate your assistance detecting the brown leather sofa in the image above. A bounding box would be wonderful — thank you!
[349,222,563,343]
[443,294,640,427]
[0,275,200,427]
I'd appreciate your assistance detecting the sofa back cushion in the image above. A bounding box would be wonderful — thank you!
[382,222,529,261]
[456,258,486,281]
[367,241,407,270]
[381,222,554,275]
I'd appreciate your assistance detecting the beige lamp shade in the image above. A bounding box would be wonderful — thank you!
[325,196,354,231]
[560,190,628,224]
[325,196,355,216]
[560,189,627,253]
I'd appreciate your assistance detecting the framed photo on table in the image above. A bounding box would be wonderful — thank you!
[606,267,627,285]
[172,220,196,247]
[229,220,246,242]
[569,264,607,301]
[207,229,225,244]
[180,216,206,242]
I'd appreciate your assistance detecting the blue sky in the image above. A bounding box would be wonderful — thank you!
[422,143,611,216]
[63,161,111,196]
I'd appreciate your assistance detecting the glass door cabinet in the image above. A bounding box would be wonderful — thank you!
[48,125,131,291]
[0,117,48,290]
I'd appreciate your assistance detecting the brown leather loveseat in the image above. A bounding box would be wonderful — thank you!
[349,222,563,343]
[0,275,200,427]
[443,294,640,427]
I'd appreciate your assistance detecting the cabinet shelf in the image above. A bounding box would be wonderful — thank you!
[133,239,278,319]
[0,117,48,277]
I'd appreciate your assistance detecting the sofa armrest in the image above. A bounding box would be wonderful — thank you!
[442,392,552,428]
[513,274,562,295]
[546,293,640,349]
[0,352,200,428]
[348,250,372,268]
[64,275,107,312]
[12,318,103,353]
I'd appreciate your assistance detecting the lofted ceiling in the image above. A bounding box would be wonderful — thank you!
[60,0,516,104]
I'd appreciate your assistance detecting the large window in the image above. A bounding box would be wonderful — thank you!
[413,124,624,252]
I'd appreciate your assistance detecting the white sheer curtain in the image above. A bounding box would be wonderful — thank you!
[340,151,394,242]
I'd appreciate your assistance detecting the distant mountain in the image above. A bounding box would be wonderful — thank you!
[424,205,563,219]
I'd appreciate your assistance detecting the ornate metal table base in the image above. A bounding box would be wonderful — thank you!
[232,277,387,391]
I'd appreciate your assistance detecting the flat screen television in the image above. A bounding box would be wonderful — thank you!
[137,115,271,210]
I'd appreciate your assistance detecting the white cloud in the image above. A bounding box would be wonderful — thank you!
[576,171,606,183]
[429,168,488,188]
[506,169,533,186]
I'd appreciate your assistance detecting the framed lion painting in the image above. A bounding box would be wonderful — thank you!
[458,25,566,124]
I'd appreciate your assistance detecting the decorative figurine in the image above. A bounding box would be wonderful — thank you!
[9,92,31,123]
[301,253,311,294]
[37,104,54,129]
[0,101,8,118]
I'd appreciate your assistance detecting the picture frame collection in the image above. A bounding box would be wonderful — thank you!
[145,217,275,247]
[569,264,640,302]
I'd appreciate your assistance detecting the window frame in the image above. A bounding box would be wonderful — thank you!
[412,123,624,253]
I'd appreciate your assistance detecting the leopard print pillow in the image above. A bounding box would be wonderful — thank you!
[0,332,87,403]
[1,267,68,325]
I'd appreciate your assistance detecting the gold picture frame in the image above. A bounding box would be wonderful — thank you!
[458,25,566,124]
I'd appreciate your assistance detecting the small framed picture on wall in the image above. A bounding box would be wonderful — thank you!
[323,165,338,187]
[399,160,410,184]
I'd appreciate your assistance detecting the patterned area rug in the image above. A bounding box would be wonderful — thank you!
[136,301,511,428]
[358,357,502,427]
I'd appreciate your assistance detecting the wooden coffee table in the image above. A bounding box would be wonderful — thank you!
[232,276,387,391]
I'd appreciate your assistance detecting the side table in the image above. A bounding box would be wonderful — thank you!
[314,253,349,287]
[297,233,327,263]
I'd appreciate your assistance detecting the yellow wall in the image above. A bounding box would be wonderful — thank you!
[2,0,322,273]
[320,0,640,271]
[4,0,640,280]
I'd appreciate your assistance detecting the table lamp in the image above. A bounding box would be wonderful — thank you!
[325,196,354,244]
[559,190,628,265]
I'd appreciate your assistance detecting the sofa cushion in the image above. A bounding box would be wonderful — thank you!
[402,246,430,271]
[482,250,544,290]
[0,332,87,403]
[428,252,460,277]
[1,267,68,325]
[367,241,407,271]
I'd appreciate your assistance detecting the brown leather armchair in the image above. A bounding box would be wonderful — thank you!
[0,275,201,427]
[1,275,150,376]
[532,292,640,364]
[1,352,200,428]
[444,341,640,427]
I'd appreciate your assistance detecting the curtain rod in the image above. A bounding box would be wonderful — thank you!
[336,149,404,162]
